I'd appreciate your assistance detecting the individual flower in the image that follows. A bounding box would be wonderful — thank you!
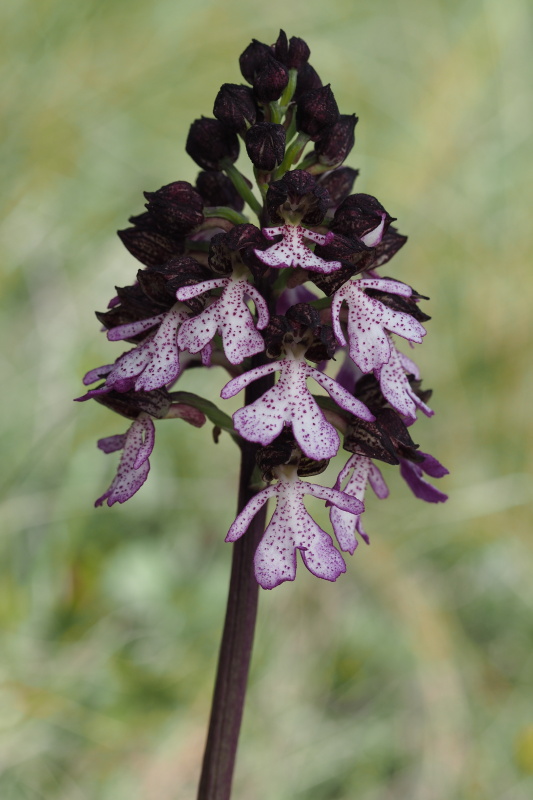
[255,224,341,273]
[226,464,364,589]
[331,277,426,373]
[176,275,269,365]
[102,304,190,393]
[220,354,374,460]
[266,170,330,225]
[95,413,155,507]
[329,454,389,554]
[376,341,433,423]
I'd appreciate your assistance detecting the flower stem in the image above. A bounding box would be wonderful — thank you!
[197,353,274,800]
[223,162,263,220]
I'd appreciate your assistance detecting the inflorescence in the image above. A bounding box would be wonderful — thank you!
[77,30,448,590]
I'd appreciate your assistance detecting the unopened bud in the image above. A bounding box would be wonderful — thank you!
[117,212,185,268]
[195,171,244,211]
[296,85,339,140]
[318,167,359,207]
[253,54,289,102]
[144,181,204,234]
[274,29,310,70]
[266,169,330,225]
[245,122,286,171]
[239,38,273,84]
[315,114,358,166]
[294,62,322,100]
[331,193,394,245]
[186,117,239,171]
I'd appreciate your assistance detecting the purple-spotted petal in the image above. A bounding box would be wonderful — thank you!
[83,364,114,385]
[253,480,346,589]
[95,414,155,507]
[228,359,342,458]
[332,280,425,373]
[309,367,375,421]
[134,307,183,390]
[376,342,433,422]
[225,485,278,542]
[107,314,166,342]
[330,455,388,553]
[178,277,268,365]
[221,361,279,399]
[255,224,341,273]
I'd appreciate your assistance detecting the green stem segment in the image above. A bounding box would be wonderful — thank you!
[223,162,263,219]
[204,207,250,226]
[274,131,311,179]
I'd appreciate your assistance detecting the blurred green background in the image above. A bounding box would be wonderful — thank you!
[1,0,532,798]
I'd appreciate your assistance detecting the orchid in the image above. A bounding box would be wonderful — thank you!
[226,465,363,589]
[95,413,155,507]
[331,277,426,373]
[255,224,341,272]
[329,454,389,554]
[176,274,269,365]
[221,355,374,460]
[77,30,448,799]
[376,340,433,422]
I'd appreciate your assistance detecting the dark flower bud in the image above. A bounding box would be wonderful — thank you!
[143,181,204,235]
[318,167,359,208]
[209,223,269,277]
[239,38,274,84]
[355,373,432,415]
[315,114,358,167]
[96,387,172,420]
[186,117,239,171]
[96,283,167,335]
[118,212,185,268]
[257,428,328,482]
[137,256,212,314]
[296,85,339,140]
[293,62,322,100]
[195,170,244,212]
[266,169,331,225]
[344,407,420,465]
[274,30,311,70]
[286,302,320,331]
[253,54,289,102]
[331,193,394,244]
[311,234,375,295]
[245,122,286,171]
[213,83,258,134]
[284,303,336,363]
[263,303,335,362]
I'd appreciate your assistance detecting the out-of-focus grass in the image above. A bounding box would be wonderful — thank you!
[1,0,532,798]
